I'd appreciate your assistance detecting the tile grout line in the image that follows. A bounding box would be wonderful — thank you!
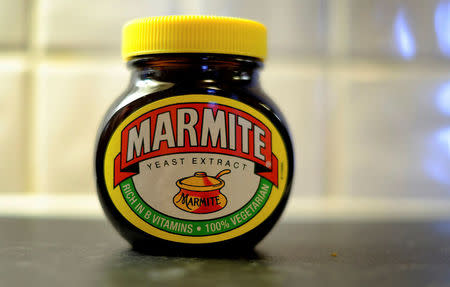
[323,0,350,197]
[326,0,350,58]
[22,0,35,194]
[2,194,450,220]
[25,0,45,194]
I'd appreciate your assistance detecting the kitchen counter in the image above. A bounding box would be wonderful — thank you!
[1,217,450,286]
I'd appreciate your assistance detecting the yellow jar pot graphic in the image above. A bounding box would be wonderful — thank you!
[173,170,230,214]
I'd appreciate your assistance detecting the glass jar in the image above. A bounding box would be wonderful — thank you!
[95,16,294,255]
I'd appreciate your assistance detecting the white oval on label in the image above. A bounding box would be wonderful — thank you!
[132,153,260,220]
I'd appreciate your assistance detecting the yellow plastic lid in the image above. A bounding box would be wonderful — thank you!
[122,15,267,61]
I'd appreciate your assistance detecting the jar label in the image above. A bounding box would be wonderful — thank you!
[103,95,289,243]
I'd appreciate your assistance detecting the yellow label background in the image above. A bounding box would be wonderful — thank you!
[104,95,289,244]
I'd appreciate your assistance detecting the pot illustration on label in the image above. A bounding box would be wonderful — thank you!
[173,169,231,214]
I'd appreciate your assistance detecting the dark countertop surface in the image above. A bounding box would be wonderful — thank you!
[1,217,450,287]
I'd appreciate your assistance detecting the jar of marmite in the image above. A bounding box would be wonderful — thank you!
[95,15,294,254]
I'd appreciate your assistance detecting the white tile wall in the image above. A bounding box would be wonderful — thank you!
[38,0,174,51]
[227,0,327,57]
[0,0,449,208]
[348,0,450,60]
[0,0,27,48]
[171,0,327,56]
[37,0,327,57]
[0,59,26,193]
[33,61,128,193]
[330,66,450,198]
[262,62,326,196]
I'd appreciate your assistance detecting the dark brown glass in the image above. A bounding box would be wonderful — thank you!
[95,54,294,255]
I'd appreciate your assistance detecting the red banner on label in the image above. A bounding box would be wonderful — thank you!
[113,103,278,187]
